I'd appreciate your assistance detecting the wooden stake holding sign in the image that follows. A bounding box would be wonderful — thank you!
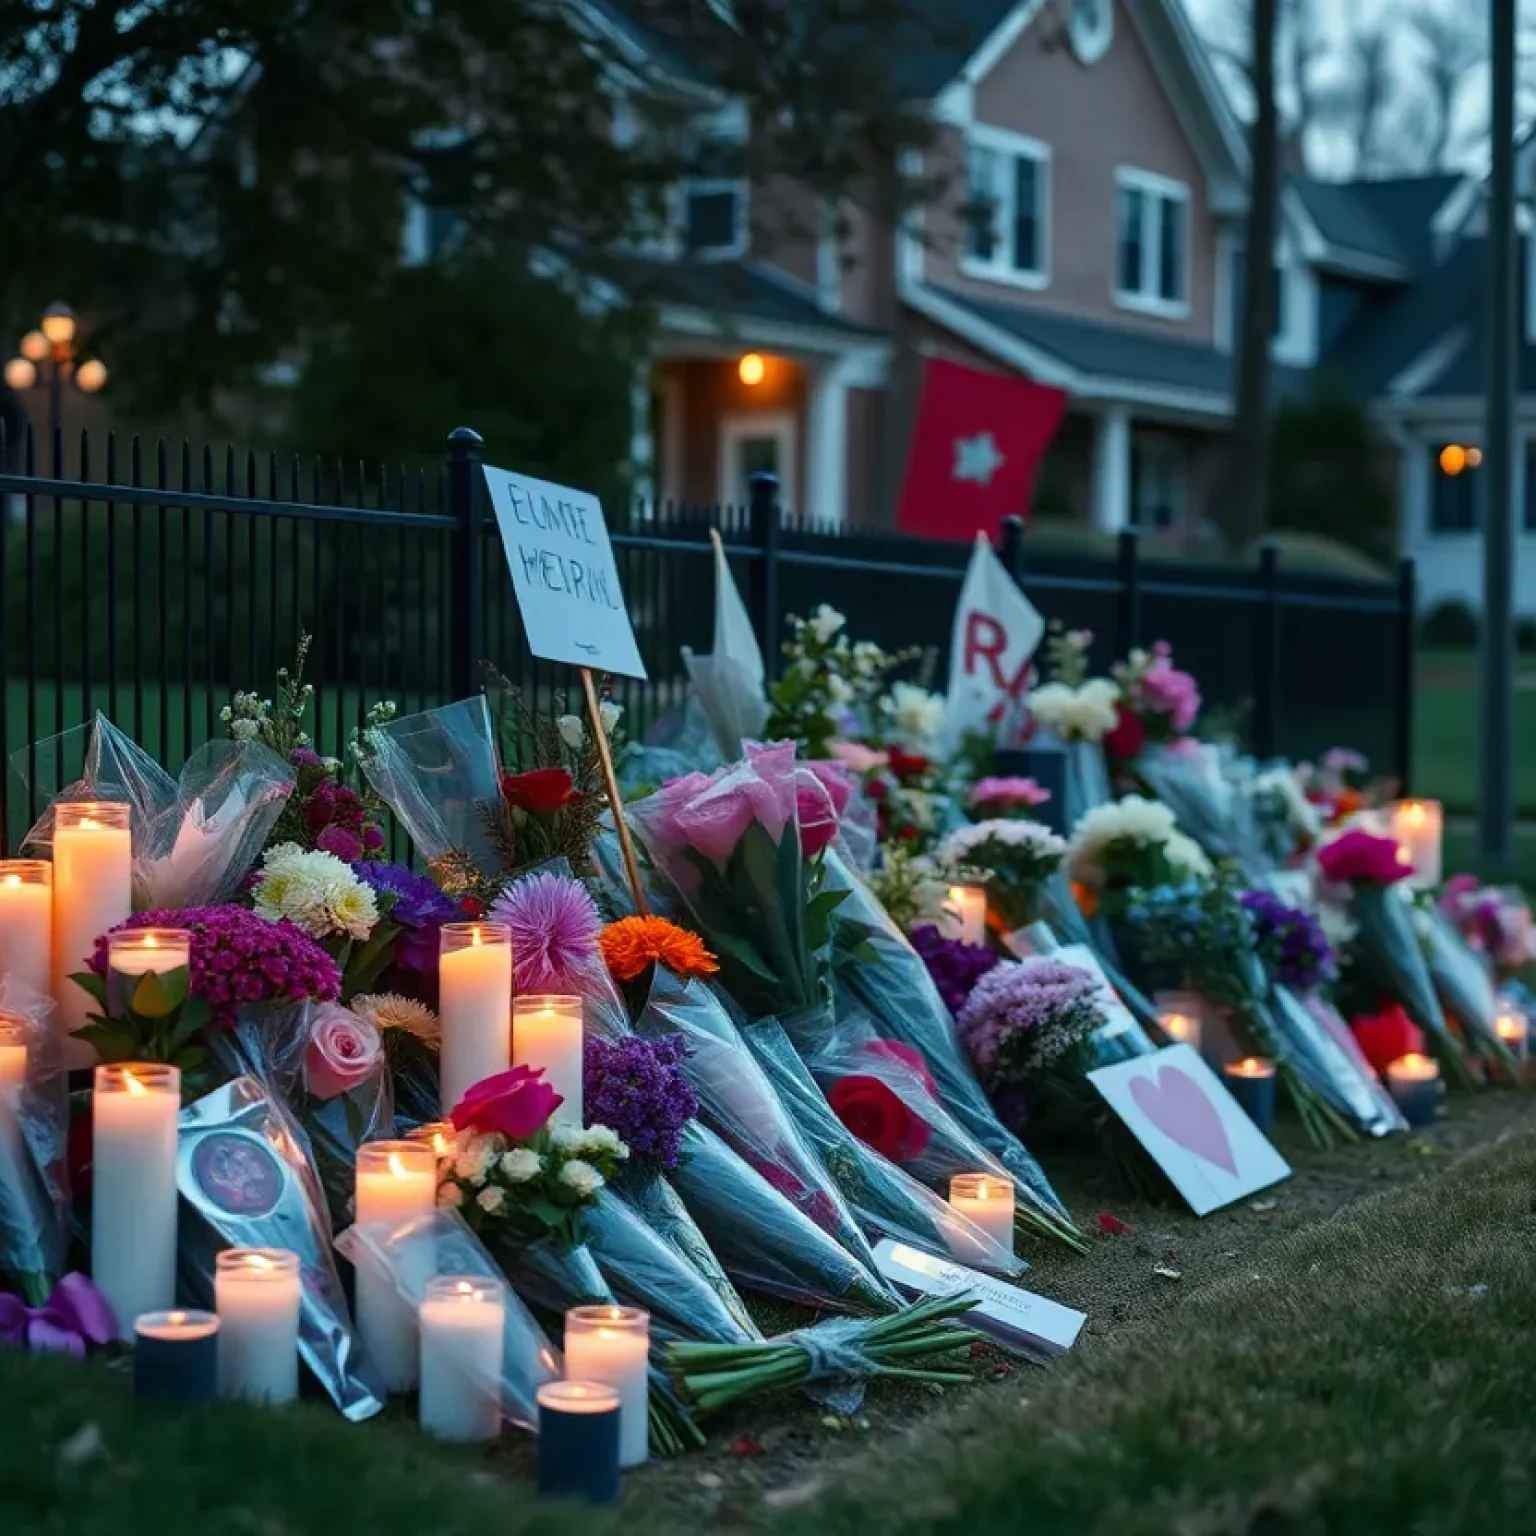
[481,465,651,916]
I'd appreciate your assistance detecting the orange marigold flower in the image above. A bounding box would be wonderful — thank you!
[600,916,719,982]
[1071,880,1099,919]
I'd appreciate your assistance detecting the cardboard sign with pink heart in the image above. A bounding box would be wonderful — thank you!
[1088,1044,1291,1215]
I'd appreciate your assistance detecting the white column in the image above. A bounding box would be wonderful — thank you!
[1090,406,1132,533]
[1397,433,1430,558]
[806,356,852,526]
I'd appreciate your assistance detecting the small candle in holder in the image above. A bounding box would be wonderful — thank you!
[564,1306,650,1468]
[107,927,192,1015]
[53,803,133,1048]
[947,1173,1015,1256]
[405,1120,457,1160]
[939,885,988,947]
[538,1381,622,1503]
[1388,800,1443,889]
[215,1248,302,1404]
[1154,991,1204,1052]
[0,1011,29,1101]
[438,922,512,1115]
[353,1140,437,1392]
[0,860,51,999]
[512,995,583,1127]
[1222,1056,1277,1130]
[134,1309,220,1401]
[93,1062,180,1341]
[1496,1007,1529,1063]
[419,1277,506,1443]
[1386,1052,1441,1128]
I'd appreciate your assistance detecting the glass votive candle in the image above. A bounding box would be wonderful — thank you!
[938,884,988,947]
[405,1120,457,1161]
[419,1276,506,1443]
[1388,799,1443,889]
[215,1248,302,1404]
[437,921,512,1115]
[947,1173,1015,1254]
[1154,990,1204,1052]
[0,1011,30,1100]
[0,859,51,999]
[107,927,192,1016]
[564,1306,650,1468]
[93,1062,180,1341]
[512,994,584,1127]
[538,1381,622,1503]
[1495,1006,1529,1064]
[1222,1056,1277,1130]
[353,1140,437,1392]
[134,1309,220,1401]
[1386,1052,1441,1128]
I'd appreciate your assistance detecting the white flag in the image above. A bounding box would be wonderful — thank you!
[682,530,769,753]
[945,533,1045,749]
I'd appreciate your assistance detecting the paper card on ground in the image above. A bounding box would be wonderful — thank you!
[1050,942,1138,1045]
[482,465,647,680]
[1088,1045,1290,1216]
[874,1238,1085,1359]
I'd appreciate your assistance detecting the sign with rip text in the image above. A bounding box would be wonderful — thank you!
[483,465,647,680]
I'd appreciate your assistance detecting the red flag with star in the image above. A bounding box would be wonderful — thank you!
[895,356,1067,541]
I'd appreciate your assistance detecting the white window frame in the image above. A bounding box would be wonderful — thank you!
[679,171,749,260]
[1114,167,1191,320]
[1131,431,1188,530]
[719,411,798,511]
[959,124,1052,292]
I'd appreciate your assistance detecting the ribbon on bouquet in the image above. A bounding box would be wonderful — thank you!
[0,1272,116,1357]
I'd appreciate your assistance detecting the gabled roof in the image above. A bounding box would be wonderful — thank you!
[1291,174,1461,276]
[628,256,884,338]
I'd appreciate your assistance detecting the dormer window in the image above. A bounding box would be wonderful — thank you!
[961,127,1051,290]
[683,140,747,257]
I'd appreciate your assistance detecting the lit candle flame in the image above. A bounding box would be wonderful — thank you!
[432,1131,450,1157]
[168,1310,186,1325]
[2,876,18,888]
[80,817,100,831]
[471,926,482,947]
[1404,803,1426,827]
[124,1070,148,1097]
[246,1252,275,1272]
[388,1151,409,1179]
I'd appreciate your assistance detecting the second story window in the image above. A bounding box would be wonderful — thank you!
[1116,168,1189,316]
[681,138,747,259]
[961,128,1050,289]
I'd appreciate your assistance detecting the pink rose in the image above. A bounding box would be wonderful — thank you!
[1317,829,1411,887]
[828,741,889,775]
[970,776,1051,810]
[804,759,854,818]
[304,1005,384,1100]
[793,768,841,857]
[450,1064,561,1140]
[1140,659,1201,733]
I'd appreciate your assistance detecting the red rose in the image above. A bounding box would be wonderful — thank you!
[1319,829,1410,886]
[887,747,930,781]
[450,1064,561,1139]
[1349,1004,1425,1075]
[865,779,888,803]
[501,768,578,815]
[862,1038,939,1098]
[828,1074,930,1161]
[1102,703,1146,762]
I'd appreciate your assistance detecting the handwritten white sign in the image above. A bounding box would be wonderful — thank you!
[483,465,647,680]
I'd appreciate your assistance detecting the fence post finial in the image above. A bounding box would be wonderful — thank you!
[447,427,486,700]
[998,515,1027,584]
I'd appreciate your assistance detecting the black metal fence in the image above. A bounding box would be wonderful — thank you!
[0,424,1416,853]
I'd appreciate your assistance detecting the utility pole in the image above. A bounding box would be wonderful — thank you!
[1480,0,1517,866]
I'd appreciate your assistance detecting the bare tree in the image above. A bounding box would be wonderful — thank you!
[1224,0,1279,549]
[1337,22,1395,178]
[1406,0,1487,170]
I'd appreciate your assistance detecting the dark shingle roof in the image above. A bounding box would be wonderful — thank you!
[628,258,884,336]
[928,287,1310,398]
[1291,173,1461,273]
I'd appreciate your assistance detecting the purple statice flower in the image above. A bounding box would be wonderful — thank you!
[583,1033,698,1171]
[1239,889,1336,993]
[290,747,324,771]
[354,861,458,971]
[316,824,363,862]
[92,905,340,1028]
[910,925,1001,1017]
[957,957,1105,1089]
[491,872,603,992]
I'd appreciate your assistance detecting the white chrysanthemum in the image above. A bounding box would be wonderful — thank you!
[454,1134,497,1186]
[1029,679,1121,743]
[1164,831,1214,881]
[579,1124,622,1156]
[558,1159,605,1198]
[557,714,585,749]
[937,818,1065,868]
[476,1186,507,1215]
[1065,795,1182,887]
[599,700,623,735]
[549,1123,585,1154]
[500,1149,544,1183]
[437,1182,464,1209]
[883,681,946,748]
[809,604,846,643]
[254,844,379,941]
[351,993,440,1045]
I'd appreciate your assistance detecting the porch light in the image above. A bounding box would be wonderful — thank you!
[40,302,77,346]
[738,352,766,386]
[1439,444,1467,476]
[1465,446,1483,468]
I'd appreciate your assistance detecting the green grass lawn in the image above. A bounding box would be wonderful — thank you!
[1413,648,1536,814]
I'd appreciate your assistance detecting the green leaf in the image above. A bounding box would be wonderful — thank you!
[76,1018,148,1063]
[67,971,109,1009]
[131,965,189,1018]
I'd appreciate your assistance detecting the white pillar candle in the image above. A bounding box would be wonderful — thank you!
[0,860,51,1000]
[107,928,192,1015]
[92,1062,180,1342]
[0,1011,28,1101]
[53,803,133,1055]
[947,1173,1015,1255]
[1388,799,1443,889]
[215,1248,303,1404]
[419,1276,506,1443]
[1154,990,1204,1052]
[564,1306,650,1468]
[512,994,583,1128]
[353,1140,437,1392]
[938,885,988,948]
[437,922,512,1115]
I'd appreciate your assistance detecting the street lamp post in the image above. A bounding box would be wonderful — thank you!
[4,302,108,451]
